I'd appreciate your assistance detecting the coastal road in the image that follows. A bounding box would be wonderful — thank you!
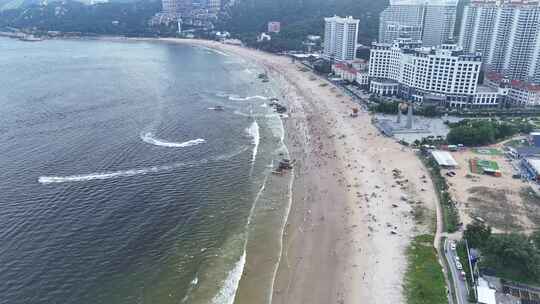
[444,239,470,304]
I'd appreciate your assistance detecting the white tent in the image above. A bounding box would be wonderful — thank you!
[477,278,496,304]
[431,150,458,168]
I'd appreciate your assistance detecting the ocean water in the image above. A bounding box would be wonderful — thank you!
[0,37,291,304]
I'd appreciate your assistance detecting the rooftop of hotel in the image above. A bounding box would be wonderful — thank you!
[470,0,540,6]
[476,85,499,93]
[372,39,482,60]
[390,0,458,5]
[487,72,540,92]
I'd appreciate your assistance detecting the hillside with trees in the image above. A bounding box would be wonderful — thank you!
[218,0,388,49]
[1,0,389,45]
[0,0,164,36]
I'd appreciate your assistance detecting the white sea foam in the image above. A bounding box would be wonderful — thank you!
[228,95,269,101]
[209,49,231,57]
[210,251,246,304]
[141,132,206,148]
[268,169,295,304]
[245,121,260,163]
[199,46,231,57]
[233,110,277,118]
[215,92,229,98]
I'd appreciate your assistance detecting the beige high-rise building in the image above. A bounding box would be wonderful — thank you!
[323,16,360,62]
[379,0,458,47]
[207,0,221,11]
[161,0,192,17]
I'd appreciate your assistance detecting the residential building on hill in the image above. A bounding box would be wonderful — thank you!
[379,0,458,47]
[323,16,360,62]
[459,0,540,84]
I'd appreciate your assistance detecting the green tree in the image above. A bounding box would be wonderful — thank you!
[418,105,440,117]
[483,233,540,282]
[463,222,491,249]
[531,230,540,250]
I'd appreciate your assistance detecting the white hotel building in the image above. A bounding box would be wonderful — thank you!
[323,16,360,62]
[368,39,507,107]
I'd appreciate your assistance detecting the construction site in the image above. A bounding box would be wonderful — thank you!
[435,144,540,233]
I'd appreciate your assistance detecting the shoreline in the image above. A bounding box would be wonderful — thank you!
[159,38,441,304]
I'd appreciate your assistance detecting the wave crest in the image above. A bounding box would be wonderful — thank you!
[210,251,246,304]
[245,121,260,163]
[141,132,206,148]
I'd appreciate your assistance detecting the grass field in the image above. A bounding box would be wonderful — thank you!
[472,148,502,156]
[469,158,500,175]
[404,234,448,304]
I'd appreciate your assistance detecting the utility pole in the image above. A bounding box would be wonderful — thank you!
[465,239,477,300]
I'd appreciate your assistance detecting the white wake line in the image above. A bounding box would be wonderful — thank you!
[38,147,248,185]
[141,132,206,148]
[228,95,269,101]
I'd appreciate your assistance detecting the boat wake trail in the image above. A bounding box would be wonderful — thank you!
[245,121,260,163]
[38,161,200,184]
[228,95,269,101]
[140,132,206,148]
[38,147,248,185]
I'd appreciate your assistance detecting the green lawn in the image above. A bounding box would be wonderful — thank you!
[404,235,448,304]
[471,148,502,156]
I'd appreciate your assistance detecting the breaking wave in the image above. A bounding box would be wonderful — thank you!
[141,132,206,148]
[210,251,246,304]
[245,121,260,163]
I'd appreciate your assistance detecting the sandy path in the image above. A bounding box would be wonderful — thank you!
[161,38,440,304]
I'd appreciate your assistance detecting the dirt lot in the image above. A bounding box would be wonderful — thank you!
[443,147,540,233]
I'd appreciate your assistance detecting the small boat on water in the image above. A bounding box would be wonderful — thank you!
[208,106,224,111]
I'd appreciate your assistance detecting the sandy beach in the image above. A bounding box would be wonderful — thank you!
[161,38,441,304]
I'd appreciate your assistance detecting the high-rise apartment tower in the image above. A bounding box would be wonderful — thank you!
[323,16,360,62]
[459,0,540,83]
[379,0,458,47]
